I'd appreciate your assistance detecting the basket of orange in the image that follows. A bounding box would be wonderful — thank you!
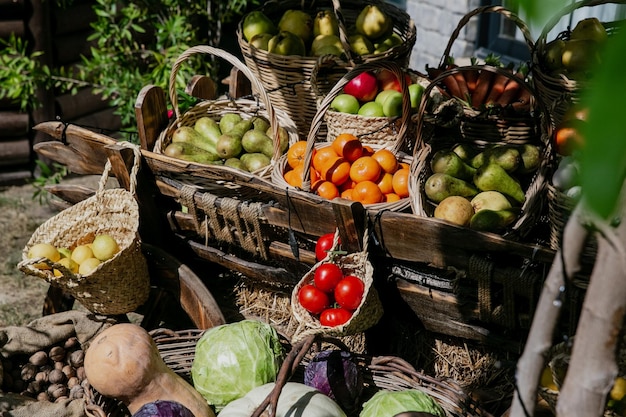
[271,61,413,213]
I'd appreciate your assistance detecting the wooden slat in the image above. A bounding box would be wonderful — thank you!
[135,85,169,152]
[55,88,110,121]
[0,112,29,136]
[69,107,122,136]
[0,168,31,185]
[0,20,24,38]
[0,138,30,165]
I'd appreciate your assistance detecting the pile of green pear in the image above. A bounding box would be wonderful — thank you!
[424,141,542,233]
[540,17,608,80]
[165,113,289,172]
[242,4,402,57]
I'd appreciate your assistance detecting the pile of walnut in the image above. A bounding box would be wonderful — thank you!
[1,336,87,402]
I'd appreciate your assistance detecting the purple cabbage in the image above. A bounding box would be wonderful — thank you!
[132,400,195,417]
[303,349,363,414]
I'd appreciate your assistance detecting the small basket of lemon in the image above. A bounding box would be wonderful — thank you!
[18,144,150,315]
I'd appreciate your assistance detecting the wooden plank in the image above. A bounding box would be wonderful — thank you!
[0,168,31,185]
[0,20,24,38]
[0,112,29,136]
[0,138,30,165]
[69,106,121,134]
[135,85,169,152]
[187,75,218,100]
[56,88,110,121]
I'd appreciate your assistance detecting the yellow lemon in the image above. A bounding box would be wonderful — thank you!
[611,376,626,401]
[53,257,79,277]
[91,234,120,261]
[78,257,101,275]
[71,244,94,265]
[540,366,558,391]
[58,247,72,259]
[28,243,61,270]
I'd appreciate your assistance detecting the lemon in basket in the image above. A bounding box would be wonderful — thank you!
[92,234,120,261]
[53,257,79,277]
[28,243,61,269]
[79,257,101,275]
[71,244,94,265]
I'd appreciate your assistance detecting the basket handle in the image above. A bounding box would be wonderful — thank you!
[535,0,624,48]
[439,5,535,68]
[98,141,142,196]
[168,45,283,162]
[300,60,413,193]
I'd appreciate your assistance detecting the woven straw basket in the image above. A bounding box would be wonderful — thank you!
[532,0,623,128]
[18,145,150,315]
[409,66,555,239]
[236,0,416,138]
[271,60,413,213]
[316,60,429,151]
[84,328,485,417]
[436,5,540,145]
[153,45,300,179]
[290,229,383,344]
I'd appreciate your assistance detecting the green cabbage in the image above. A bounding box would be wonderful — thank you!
[359,389,446,417]
[191,320,285,411]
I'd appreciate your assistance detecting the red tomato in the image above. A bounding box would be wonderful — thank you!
[334,275,365,310]
[298,284,330,314]
[315,233,340,261]
[313,263,344,293]
[320,307,353,327]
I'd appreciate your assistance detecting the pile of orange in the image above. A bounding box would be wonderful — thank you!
[283,133,410,205]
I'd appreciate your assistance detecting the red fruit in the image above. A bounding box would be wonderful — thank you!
[320,307,353,327]
[298,284,331,314]
[314,263,344,293]
[376,68,412,92]
[344,71,378,102]
[334,275,365,310]
[315,232,339,261]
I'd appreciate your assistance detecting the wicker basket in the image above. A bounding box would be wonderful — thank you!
[89,328,486,417]
[435,5,539,145]
[153,45,300,179]
[531,0,623,128]
[236,0,416,138]
[290,229,383,344]
[18,145,150,315]
[271,60,414,213]
[409,66,555,239]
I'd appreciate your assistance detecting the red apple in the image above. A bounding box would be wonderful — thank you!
[344,71,378,102]
[376,68,412,92]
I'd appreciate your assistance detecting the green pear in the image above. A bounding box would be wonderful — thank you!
[451,143,478,163]
[249,33,273,51]
[219,113,242,134]
[430,150,476,181]
[473,163,525,204]
[542,39,565,71]
[517,144,541,174]
[171,126,217,155]
[268,31,306,56]
[242,11,277,42]
[224,157,248,171]
[561,39,602,72]
[424,173,478,204]
[355,4,392,40]
[165,142,220,161]
[570,17,608,43]
[194,117,221,147]
[251,116,271,132]
[434,195,475,226]
[216,133,243,159]
[278,10,313,44]
[313,9,339,37]
[310,34,344,56]
[472,146,520,173]
[470,191,512,213]
[242,129,274,158]
[266,125,289,154]
[469,208,519,233]
[241,152,271,172]
[374,33,403,53]
[349,34,375,55]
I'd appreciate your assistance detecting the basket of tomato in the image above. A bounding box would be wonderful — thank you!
[291,229,383,343]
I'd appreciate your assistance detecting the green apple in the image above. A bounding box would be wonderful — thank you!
[374,89,398,106]
[381,90,403,117]
[358,101,384,117]
[408,83,425,110]
[330,93,360,114]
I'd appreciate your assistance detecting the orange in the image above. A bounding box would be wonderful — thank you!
[340,188,354,200]
[349,156,382,183]
[284,164,305,188]
[372,149,399,174]
[310,166,322,189]
[287,141,308,169]
[362,145,375,157]
[312,146,338,172]
[385,193,401,202]
[376,172,394,195]
[398,161,410,171]
[332,133,363,162]
[392,168,410,198]
[316,181,340,200]
[352,180,384,205]
[320,156,351,186]
[339,179,357,192]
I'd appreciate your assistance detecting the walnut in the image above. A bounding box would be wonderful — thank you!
[20,364,37,382]
[69,350,85,368]
[48,346,66,363]
[28,351,48,367]
[47,383,68,399]
[48,369,66,385]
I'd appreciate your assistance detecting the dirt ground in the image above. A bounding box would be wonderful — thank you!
[0,175,102,326]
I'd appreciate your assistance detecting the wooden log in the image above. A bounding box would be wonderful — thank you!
[0,112,29,137]
[0,168,31,185]
[0,138,30,165]
[70,107,122,136]
[55,88,110,121]
[0,20,24,38]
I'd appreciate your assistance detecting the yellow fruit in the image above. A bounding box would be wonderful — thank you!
[58,247,72,259]
[28,243,61,270]
[53,257,79,277]
[540,366,558,391]
[78,257,101,275]
[611,377,626,402]
[71,244,94,265]
[91,234,120,261]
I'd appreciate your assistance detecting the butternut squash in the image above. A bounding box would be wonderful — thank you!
[84,323,214,417]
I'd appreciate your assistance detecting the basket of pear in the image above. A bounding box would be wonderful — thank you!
[410,140,549,237]
[18,148,150,315]
[532,0,619,127]
[153,45,299,179]
[236,0,416,138]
